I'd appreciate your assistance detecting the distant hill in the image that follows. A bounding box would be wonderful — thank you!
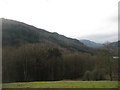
[2,18,96,54]
[108,41,120,47]
[80,39,103,48]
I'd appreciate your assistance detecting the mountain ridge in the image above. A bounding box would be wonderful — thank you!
[2,18,96,54]
[80,39,103,48]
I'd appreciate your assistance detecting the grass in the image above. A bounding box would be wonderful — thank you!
[2,81,119,88]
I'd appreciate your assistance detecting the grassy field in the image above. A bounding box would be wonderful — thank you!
[2,81,119,88]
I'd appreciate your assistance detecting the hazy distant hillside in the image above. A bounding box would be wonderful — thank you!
[108,41,120,47]
[80,39,103,48]
[2,18,96,54]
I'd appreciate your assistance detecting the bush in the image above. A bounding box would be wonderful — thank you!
[83,69,106,81]
[91,69,106,81]
[83,71,92,81]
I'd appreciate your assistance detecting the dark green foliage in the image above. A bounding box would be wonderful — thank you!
[2,43,63,82]
[3,43,98,82]
[2,43,118,82]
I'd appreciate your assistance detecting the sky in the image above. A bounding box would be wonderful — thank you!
[0,0,119,43]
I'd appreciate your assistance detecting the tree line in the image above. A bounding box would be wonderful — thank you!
[2,43,118,83]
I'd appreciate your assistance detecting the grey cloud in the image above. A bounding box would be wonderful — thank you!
[79,32,118,43]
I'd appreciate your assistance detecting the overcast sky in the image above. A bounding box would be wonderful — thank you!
[0,0,119,43]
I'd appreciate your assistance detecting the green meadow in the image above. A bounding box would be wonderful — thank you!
[2,81,118,88]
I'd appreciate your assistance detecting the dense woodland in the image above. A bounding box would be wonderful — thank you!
[2,18,119,83]
[3,42,119,83]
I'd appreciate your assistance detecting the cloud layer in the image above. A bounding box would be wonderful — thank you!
[79,32,118,43]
